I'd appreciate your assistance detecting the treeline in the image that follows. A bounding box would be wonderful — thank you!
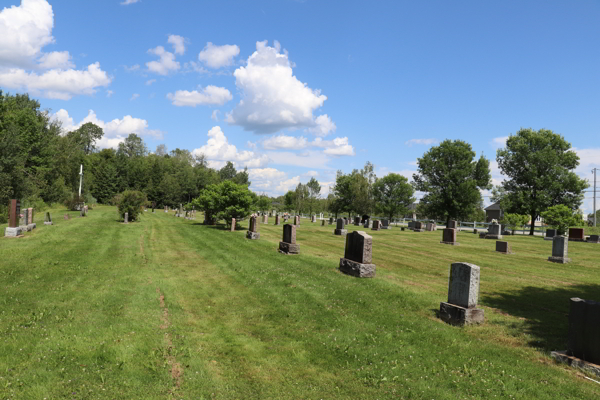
[0,91,249,219]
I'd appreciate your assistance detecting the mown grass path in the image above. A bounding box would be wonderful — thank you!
[1,206,599,399]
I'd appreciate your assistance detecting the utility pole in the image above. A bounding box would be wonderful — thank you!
[78,164,84,198]
[593,168,598,227]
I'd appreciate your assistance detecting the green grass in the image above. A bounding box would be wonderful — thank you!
[1,207,600,399]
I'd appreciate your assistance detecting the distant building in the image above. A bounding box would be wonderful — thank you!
[484,202,503,222]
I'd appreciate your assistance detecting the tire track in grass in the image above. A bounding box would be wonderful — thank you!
[156,286,184,393]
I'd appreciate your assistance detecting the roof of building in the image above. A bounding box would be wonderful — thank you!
[485,202,502,211]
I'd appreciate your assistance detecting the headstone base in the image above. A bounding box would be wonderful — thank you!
[485,234,502,240]
[339,258,376,278]
[4,227,22,237]
[479,232,487,238]
[439,302,484,326]
[381,226,390,229]
[28,223,36,230]
[548,256,571,264]
[413,229,424,232]
[544,237,554,241]
[587,236,600,243]
[44,222,53,225]
[334,229,347,236]
[21,225,31,232]
[551,351,600,377]
[568,238,585,242]
[279,242,300,254]
[440,241,460,246]
[246,231,260,240]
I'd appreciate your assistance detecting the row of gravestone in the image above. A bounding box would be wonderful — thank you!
[242,215,600,374]
[4,199,89,237]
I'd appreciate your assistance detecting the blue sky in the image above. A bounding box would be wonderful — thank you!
[1,0,599,212]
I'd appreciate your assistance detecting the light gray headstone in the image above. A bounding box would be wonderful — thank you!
[447,262,480,309]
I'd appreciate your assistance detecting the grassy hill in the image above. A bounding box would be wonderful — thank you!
[1,206,599,399]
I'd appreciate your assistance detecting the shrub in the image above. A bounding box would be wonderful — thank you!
[0,204,7,224]
[117,191,147,222]
[540,204,582,236]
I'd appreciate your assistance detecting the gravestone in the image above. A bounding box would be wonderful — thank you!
[64,214,70,220]
[165,206,168,213]
[479,232,487,238]
[311,215,316,223]
[275,215,280,225]
[439,262,484,325]
[372,220,381,231]
[381,219,390,229]
[152,202,156,213]
[279,224,300,254]
[230,218,236,232]
[408,221,415,230]
[294,216,300,225]
[568,228,585,242]
[363,219,371,229]
[486,222,502,239]
[44,212,53,226]
[334,218,347,236]
[246,216,260,239]
[329,217,335,225]
[448,220,458,229]
[124,213,129,224]
[425,222,436,232]
[22,208,31,231]
[321,219,326,226]
[587,235,600,244]
[27,208,33,224]
[80,207,85,217]
[4,199,22,237]
[473,229,478,234]
[496,241,512,254]
[354,216,361,226]
[414,221,424,232]
[548,236,570,263]
[551,298,600,376]
[440,228,459,245]
[401,227,405,231]
[545,229,557,241]
[262,214,268,224]
[344,217,349,226]
[339,231,376,278]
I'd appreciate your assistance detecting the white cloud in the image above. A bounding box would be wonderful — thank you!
[0,0,54,68]
[167,86,232,107]
[192,126,268,168]
[124,64,140,72]
[106,90,114,97]
[198,42,240,68]
[167,34,186,55]
[145,79,156,85]
[37,51,74,69]
[276,176,301,193]
[308,114,336,137]
[51,109,162,149]
[0,62,112,100]
[304,170,319,177]
[249,167,287,181]
[130,93,140,101]
[121,0,140,4]
[404,138,438,147]
[262,134,354,156]
[146,45,179,75]
[228,41,334,135]
[491,136,509,148]
[262,135,308,150]
[0,0,111,99]
[211,110,220,121]
[265,150,330,169]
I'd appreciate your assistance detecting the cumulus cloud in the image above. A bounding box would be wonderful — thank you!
[121,0,140,4]
[145,79,156,85]
[491,136,509,148]
[106,90,114,97]
[51,109,162,149]
[262,134,355,156]
[211,110,220,121]
[0,0,112,99]
[192,126,268,168]
[146,45,179,75]
[0,0,54,68]
[404,138,438,147]
[124,64,140,72]
[275,175,301,193]
[37,51,74,69]
[167,86,232,107]
[0,62,111,100]
[167,34,186,55]
[130,93,140,101]
[227,41,334,135]
[198,42,240,68]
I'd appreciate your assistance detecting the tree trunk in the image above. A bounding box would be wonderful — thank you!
[529,212,536,235]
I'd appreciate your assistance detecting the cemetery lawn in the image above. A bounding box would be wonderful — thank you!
[2,207,600,400]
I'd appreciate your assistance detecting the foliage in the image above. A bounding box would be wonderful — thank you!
[192,181,253,225]
[305,177,321,215]
[496,128,588,235]
[372,173,415,220]
[117,190,147,222]
[540,204,583,235]
[64,193,85,211]
[501,213,530,233]
[255,194,271,212]
[413,140,491,224]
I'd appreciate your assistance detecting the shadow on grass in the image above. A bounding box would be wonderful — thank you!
[483,284,600,351]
